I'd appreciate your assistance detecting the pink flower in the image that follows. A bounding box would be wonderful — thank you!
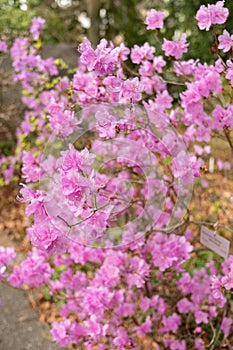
[0,247,15,266]
[218,30,233,52]
[211,289,226,307]
[18,184,48,219]
[8,248,53,287]
[112,43,130,61]
[210,275,226,307]
[51,320,77,347]
[212,104,233,129]
[30,17,45,40]
[95,264,120,288]
[22,151,44,183]
[162,34,189,60]
[0,40,7,52]
[153,56,166,73]
[139,61,153,76]
[160,313,181,333]
[177,272,192,294]
[209,305,217,319]
[177,298,194,314]
[150,233,193,272]
[221,317,232,337]
[195,338,205,350]
[221,274,233,290]
[194,310,209,324]
[210,1,229,25]
[174,59,197,76]
[84,315,103,338]
[217,159,231,171]
[196,5,212,30]
[172,151,200,185]
[113,328,130,348]
[194,327,202,334]
[48,103,78,137]
[196,1,229,31]
[120,77,143,102]
[127,256,150,288]
[140,297,150,312]
[78,38,97,70]
[61,169,90,211]
[115,302,136,317]
[164,339,186,350]
[194,145,210,156]
[226,60,233,87]
[156,90,173,109]
[133,316,152,336]
[79,38,119,75]
[95,110,117,139]
[61,144,94,172]
[29,220,62,251]
[145,9,165,30]
[131,42,155,64]
[201,179,209,188]
[0,246,16,281]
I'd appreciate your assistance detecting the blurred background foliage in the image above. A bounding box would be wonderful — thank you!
[1,0,233,62]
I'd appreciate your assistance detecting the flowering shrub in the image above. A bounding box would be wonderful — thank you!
[1,2,233,349]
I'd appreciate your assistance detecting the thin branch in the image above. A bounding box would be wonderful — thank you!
[57,202,110,228]
[223,128,233,156]
[160,77,186,86]
[209,305,227,350]
[145,280,151,298]
[121,62,139,77]
[208,321,217,348]
[57,215,71,228]
[212,25,220,57]
[193,247,211,254]
[190,220,233,234]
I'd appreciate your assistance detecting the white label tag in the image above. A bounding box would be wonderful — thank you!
[200,226,230,259]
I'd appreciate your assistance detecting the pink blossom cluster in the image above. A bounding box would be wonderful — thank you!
[218,29,233,52]
[0,155,15,184]
[0,246,15,282]
[195,1,229,31]
[0,40,7,52]
[30,17,46,40]
[8,248,53,287]
[162,34,189,60]
[78,38,129,75]
[0,1,233,349]
[144,9,165,30]
[48,99,78,137]
[210,256,233,307]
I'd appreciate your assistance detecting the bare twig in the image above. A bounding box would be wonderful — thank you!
[190,220,233,235]
[223,128,233,156]
[209,305,227,350]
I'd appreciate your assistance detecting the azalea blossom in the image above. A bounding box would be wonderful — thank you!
[196,1,229,31]
[145,9,165,30]
[218,29,233,52]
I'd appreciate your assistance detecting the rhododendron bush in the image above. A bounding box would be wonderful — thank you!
[1,1,233,349]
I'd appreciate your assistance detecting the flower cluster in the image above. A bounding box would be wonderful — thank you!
[0,246,15,282]
[8,248,53,287]
[145,9,165,30]
[195,1,229,31]
[0,1,233,349]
